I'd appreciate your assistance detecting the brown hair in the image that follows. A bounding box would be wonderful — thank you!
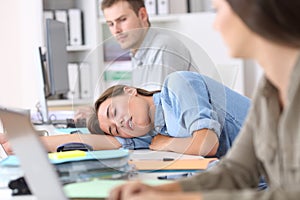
[227,0,300,48]
[87,85,160,134]
[101,0,151,26]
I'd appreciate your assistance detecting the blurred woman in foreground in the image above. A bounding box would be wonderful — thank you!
[108,0,300,199]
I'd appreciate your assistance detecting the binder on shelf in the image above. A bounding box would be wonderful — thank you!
[144,0,157,16]
[67,63,80,99]
[43,10,54,21]
[79,63,92,99]
[202,0,214,11]
[188,0,203,12]
[169,0,188,14]
[54,10,69,45]
[104,61,132,88]
[157,0,169,15]
[68,8,83,46]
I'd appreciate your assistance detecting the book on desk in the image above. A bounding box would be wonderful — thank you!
[129,158,218,171]
[0,149,133,184]
[128,149,218,172]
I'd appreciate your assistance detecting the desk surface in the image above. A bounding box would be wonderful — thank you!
[1,123,214,199]
[0,149,211,199]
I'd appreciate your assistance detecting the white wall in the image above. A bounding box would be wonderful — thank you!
[0,0,45,111]
[243,60,264,97]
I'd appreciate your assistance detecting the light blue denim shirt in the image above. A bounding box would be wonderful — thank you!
[116,72,250,158]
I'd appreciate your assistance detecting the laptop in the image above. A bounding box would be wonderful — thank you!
[0,106,68,199]
[0,143,7,161]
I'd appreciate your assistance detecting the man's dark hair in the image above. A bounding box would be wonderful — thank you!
[101,0,151,26]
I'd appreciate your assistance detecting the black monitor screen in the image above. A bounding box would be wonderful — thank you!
[45,19,69,97]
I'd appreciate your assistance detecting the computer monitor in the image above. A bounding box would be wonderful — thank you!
[38,19,69,123]
[44,19,69,98]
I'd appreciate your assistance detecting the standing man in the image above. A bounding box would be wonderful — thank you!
[101,0,195,90]
[75,0,195,119]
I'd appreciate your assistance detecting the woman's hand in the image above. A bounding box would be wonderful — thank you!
[108,181,202,200]
[109,181,155,200]
[149,134,173,151]
[0,134,13,155]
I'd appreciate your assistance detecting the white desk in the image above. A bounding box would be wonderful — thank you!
[0,149,205,199]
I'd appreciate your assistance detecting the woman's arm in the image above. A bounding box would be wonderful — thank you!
[1,133,122,154]
[41,134,122,152]
[149,129,219,156]
[109,181,189,200]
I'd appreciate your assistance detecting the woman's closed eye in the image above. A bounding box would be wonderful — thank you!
[108,126,112,135]
[108,125,119,136]
[115,126,119,135]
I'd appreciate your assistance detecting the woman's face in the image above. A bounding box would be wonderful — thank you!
[97,88,154,138]
[212,0,256,58]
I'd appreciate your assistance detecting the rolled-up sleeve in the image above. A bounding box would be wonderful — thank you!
[161,72,222,138]
[115,135,153,150]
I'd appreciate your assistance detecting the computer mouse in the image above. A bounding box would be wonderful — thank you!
[56,142,93,152]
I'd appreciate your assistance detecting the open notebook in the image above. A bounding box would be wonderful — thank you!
[0,106,69,199]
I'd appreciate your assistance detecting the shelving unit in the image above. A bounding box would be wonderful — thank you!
[42,0,101,108]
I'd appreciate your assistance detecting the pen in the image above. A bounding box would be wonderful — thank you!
[162,158,174,161]
[157,173,189,180]
[130,157,175,161]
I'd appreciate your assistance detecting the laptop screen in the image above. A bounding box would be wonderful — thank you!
[0,107,67,200]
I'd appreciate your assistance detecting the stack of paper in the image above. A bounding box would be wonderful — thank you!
[51,150,132,183]
[0,149,133,184]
